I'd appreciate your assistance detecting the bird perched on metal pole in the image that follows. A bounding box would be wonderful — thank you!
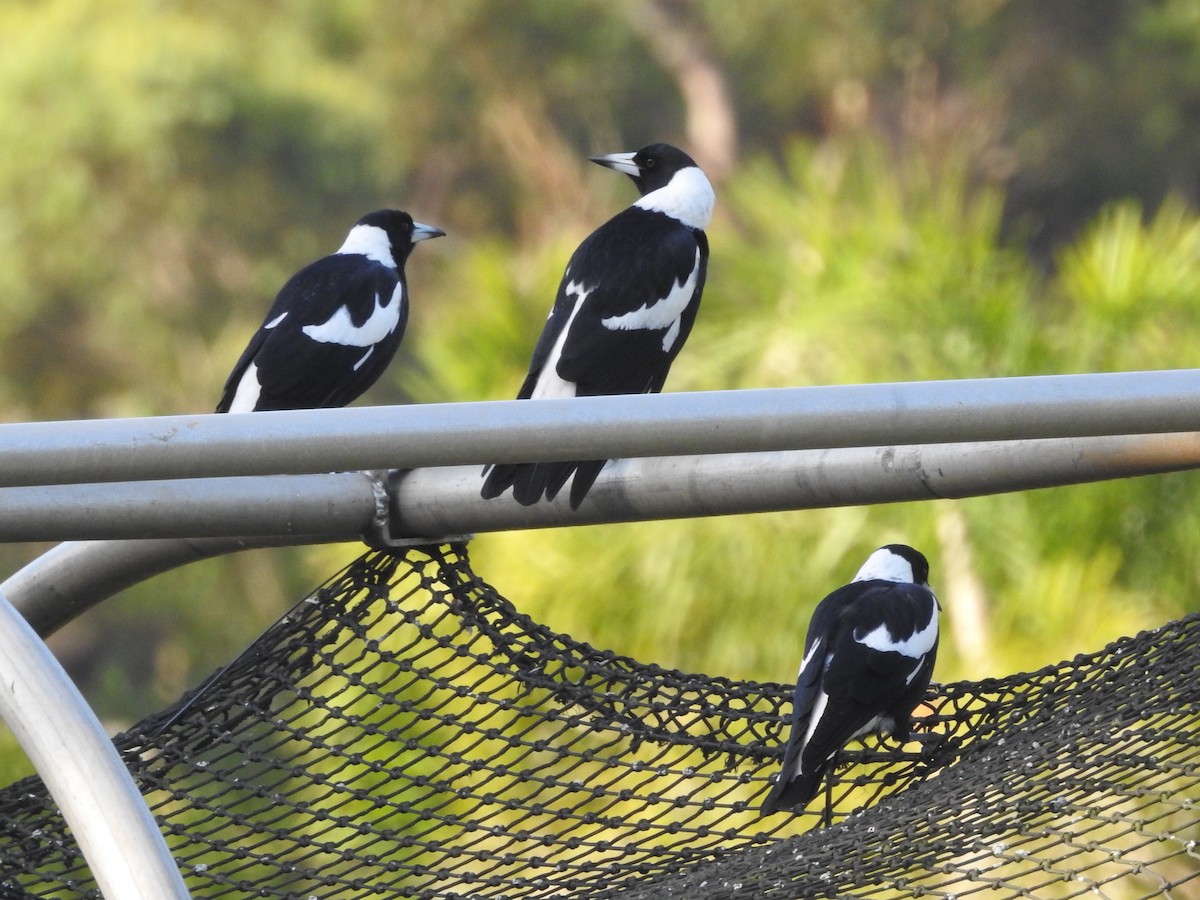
[761,544,940,816]
[481,143,714,509]
[216,209,444,413]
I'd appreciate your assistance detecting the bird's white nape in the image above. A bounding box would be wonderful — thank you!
[634,166,715,230]
[852,547,917,585]
[336,224,396,267]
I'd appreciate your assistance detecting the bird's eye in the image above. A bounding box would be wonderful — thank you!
[643,157,657,169]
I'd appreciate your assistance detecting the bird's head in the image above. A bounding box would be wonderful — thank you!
[590,144,714,230]
[589,143,702,196]
[853,544,931,588]
[348,209,445,267]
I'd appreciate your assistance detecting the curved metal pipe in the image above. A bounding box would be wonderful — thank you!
[0,590,190,898]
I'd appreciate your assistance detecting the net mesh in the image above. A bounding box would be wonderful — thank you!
[1,543,1197,899]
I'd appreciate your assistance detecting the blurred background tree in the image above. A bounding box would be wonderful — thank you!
[1,0,1199,778]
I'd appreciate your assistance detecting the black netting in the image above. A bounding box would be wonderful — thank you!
[1,543,1197,898]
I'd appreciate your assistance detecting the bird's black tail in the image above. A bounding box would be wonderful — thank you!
[760,764,826,816]
[565,459,606,509]
[214,385,236,414]
[479,461,556,507]
[480,463,520,502]
[480,459,607,509]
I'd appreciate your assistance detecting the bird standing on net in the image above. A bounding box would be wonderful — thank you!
[216,209,444,413]
[762,543,941,816]
[480,143,714,509]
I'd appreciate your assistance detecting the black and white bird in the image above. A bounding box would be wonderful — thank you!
[480,143,714,509]
[216,209,444,413]
[761,544,940,816]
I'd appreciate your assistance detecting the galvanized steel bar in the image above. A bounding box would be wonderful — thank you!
[388,431,1200,535]
[0,433,1196,545]
[5,431,1200,636]
[0,589,191,898]
[0,371,1197,487]
[4,537,330,639]
[0,471,386,542]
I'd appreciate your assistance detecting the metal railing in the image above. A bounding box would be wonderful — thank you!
[1,371,1199,899]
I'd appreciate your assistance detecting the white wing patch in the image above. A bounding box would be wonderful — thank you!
[226,362,262,414]
[797,688,830,774]
[353,345,374,372]
[600,249,700,352]
[797,637,825,679]
[264,311,288,329]
[904,657,927,685]
[854,606,939,659]
[531,281,590,400]
[302,284,403,347]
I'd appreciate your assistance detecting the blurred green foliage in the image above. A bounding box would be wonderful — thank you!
[0,0,1199,789]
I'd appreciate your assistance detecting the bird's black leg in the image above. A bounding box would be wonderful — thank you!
[819,755,839,827]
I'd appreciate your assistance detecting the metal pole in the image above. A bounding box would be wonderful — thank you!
[0,589,191,898]
[5,431,1199,636]
[0,433,1196,544]
[388,431,1200,535]
[0,371,1197,487]
[0,471,386,541]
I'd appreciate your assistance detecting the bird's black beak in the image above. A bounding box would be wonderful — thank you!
[589,151,641,178]
[412,221,446,242]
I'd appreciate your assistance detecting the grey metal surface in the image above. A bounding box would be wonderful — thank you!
[0,371,1197,487]
[0,589,191,898]
[1,433,1197,545]
[390,431,1200,535]
[0,471,385,541]
[3,536,345,638]
[5,431,1199,636]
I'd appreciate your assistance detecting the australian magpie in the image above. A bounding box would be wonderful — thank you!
[480,143,714,509]
[216,209,444,413]
[761,544,940,816]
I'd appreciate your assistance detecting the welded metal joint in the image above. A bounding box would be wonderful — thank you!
[364,469,474,549]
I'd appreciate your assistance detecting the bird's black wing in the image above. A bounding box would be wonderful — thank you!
[835,582,939,709]
[481,210,707,507]
[555,215,706,506]
[555,211,707,397]
[217,257,405,412]
[760,583,855,814]
[800,582,938,771]
[216,324,273,413]
[761,582,938,815]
